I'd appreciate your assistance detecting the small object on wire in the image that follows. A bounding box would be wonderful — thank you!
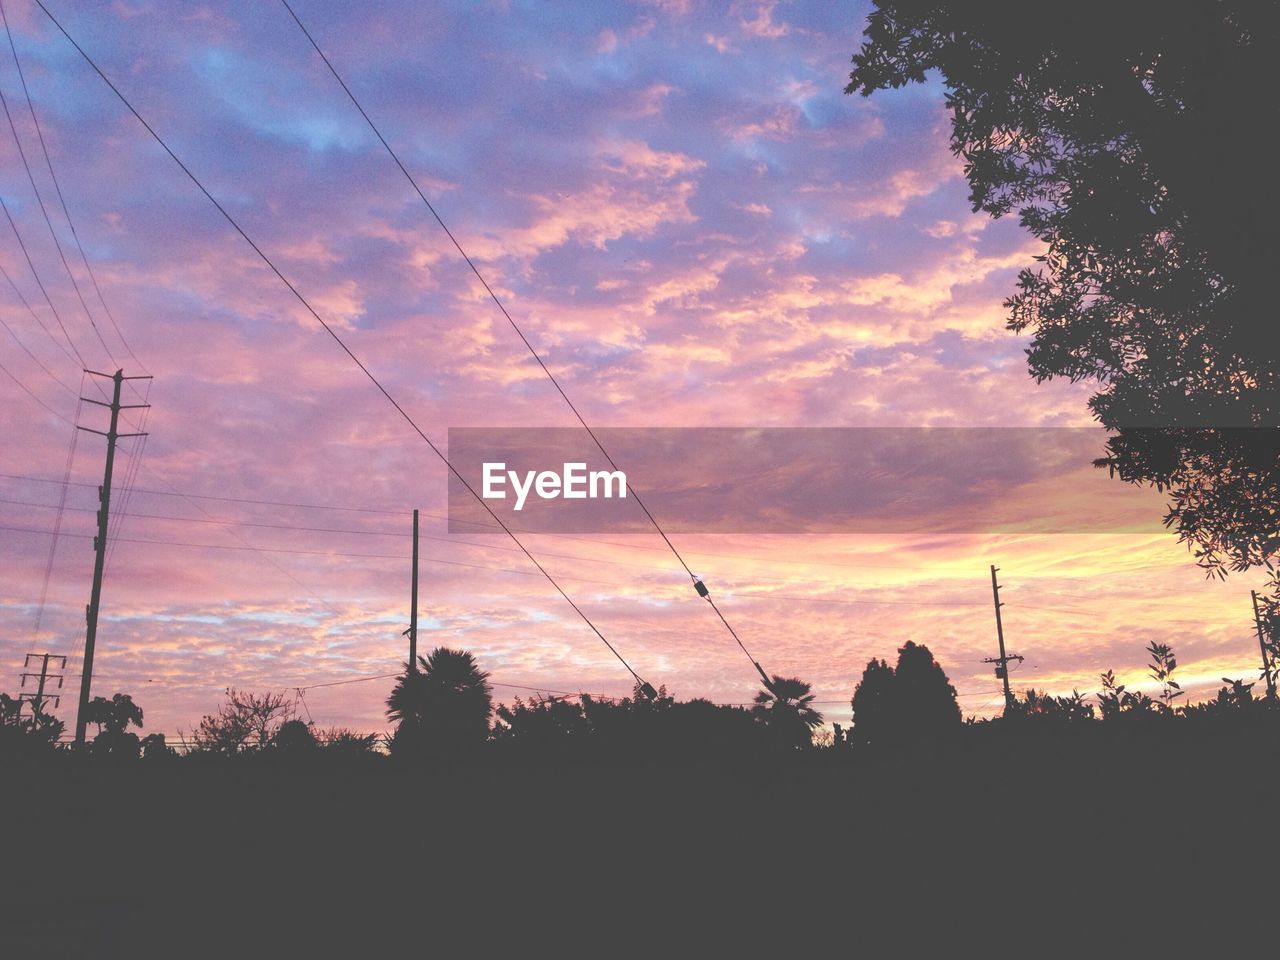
[639,682,659,701]
[694,579,709,598]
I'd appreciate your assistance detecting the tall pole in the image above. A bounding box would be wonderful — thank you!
[74,369,149,746]
[991,565,1012,709]
[983,565,1022,713]
[33,654,48,715]
[409,508,419,671]
[1252,590,1276,700]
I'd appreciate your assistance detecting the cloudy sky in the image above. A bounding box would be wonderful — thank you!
[1,0,1268,738]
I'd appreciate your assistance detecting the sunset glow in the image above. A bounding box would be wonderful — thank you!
[2,0,1269,741]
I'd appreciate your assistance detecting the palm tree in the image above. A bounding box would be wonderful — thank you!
[751,675,823,749]
[386,647,493,757]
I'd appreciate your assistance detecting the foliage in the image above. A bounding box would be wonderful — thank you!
[849,642,961,746]
[386,648,493,758]
[0,691,64,756]
[1146,642,1183,712]
[847,2,1280,599]
[491,685,765,758]
[140,732,174,760]
[493,694,592,751]
[1097,669,1155,721]
[318,728,381,755]
[85,693,145,759]
[192,688,296,755]
[849,657,895,746]
[1008,689,1095,723]
[273,719,319,753]
[751,676,823,750]
[580,683,674,752]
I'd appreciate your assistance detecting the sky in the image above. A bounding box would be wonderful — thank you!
[1,0,1270,740]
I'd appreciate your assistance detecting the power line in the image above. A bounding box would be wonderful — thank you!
[104,378,153,572]
[0,494,1001,595]
[0,260,79,371]
[1,0,147,373]
[0,518,989,607]
[0,354,70,420]
[0,64,119,370]
[34,0,654,694]
[0,290,78,396]
[0,495,1021,604]
[0,522,616,585]
[0,472,1254,621]
[30,385,82,639]
[0,191,86,366]
[0,472,928,571]
[2,478,1253,614]
[279,0,772,686]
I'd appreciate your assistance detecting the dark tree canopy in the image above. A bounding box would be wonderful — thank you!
[84,693,144,736]
[193,688,295,755]
[386,647,493,757]
[0,691,64,757]
[848,1,1280,591]
[850,642,961,746]
[85,693,145,758]
[751,675,824,750]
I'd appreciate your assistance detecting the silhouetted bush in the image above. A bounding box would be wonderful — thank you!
[189,688,296,756]
[0,692,63,759]
[273,719,319,753]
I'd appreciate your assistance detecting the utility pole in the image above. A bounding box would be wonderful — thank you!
[983,564,1023,713]
[20,653,67,716]
[409,508,419,671]
[74,369,150,746]
[1251,590,1276,700]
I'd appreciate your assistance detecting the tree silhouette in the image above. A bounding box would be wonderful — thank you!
[273,719,319,753]
[0,691,64,757]
[140,732,173,760]
[192,688,295,755]
[893,641,962,735]
[751,676,822,750]
[386,648,492,758]
[84,693,145,758]
[849,642,960,746]
[848,2,1280,598]
[493,694,591,752]
[849,657,896,747]
[84,693,143,735]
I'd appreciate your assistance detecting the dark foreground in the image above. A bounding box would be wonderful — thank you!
[3,728,1276,956]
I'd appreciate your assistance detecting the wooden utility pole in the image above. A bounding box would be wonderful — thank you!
[20,653,66,716]
[983,565,1022,713]
[409,508,419,671]
[1252,590,1276,700]
[74,369,150,746]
